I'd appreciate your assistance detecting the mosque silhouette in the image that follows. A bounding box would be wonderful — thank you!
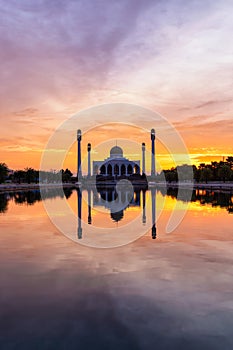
[76,129,156,182]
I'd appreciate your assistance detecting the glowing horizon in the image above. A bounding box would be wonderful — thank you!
[0,1,232,171]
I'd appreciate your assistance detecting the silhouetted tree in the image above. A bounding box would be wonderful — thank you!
[25,168,36,184]
[218,165,232,183]
[176,164,193,182]
[193,165,201,183]
[226,157,233,169]
[62,168,73,182]
[0,163,9,183]
[14,170,26,183]
[200,168,213,184]
[164,168,177,183]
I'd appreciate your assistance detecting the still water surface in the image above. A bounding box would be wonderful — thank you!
[0,188,233,349]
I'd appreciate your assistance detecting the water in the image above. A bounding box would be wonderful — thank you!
[0,187,233,349]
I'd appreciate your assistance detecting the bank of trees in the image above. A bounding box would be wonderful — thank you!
[1,157,233,184]
[162,157,233,183]
[0,164,74,184]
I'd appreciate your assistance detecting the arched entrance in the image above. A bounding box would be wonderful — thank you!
[114,164,119,175]
[127,164,133,175]
[121,164,126,176]
[107,164,112,176]
[100,164,106,175]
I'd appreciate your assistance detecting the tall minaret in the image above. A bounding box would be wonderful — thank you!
[88,187,92,225]
[142,189,146,224]
[142,142,145,175]
[87,143,91,178]
[77,188,82,239]
[151,128,156,178]
[77,129,82,180]
[151,188,157,239]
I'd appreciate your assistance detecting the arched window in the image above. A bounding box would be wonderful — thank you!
[121,164,126,175]
[127,164,133,175]
[114,164,119,175]
[134,164,140,174]
[107,164,112,176]
[100,164,106,175]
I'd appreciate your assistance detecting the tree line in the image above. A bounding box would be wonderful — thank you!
[0,156,233,184]
[161,156,233,183]
[0,163,73,184]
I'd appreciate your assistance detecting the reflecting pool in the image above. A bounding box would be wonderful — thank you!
[0,187,233,349]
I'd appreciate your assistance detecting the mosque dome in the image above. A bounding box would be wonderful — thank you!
[110,210,124,222]
[110,146,123,158]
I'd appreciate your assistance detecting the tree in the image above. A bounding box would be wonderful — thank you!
[200,168,213,184]
[14,170,26,184]
[62,168,73,183]
[226,157,233,169]
[164,169,177,183]
[193,165,201,183]
[0,163,9,183]
[24,167,36,184]
[176,164,193,182]
[218,165,232,183]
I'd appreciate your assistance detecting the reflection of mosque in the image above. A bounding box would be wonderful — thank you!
[77,186,157,240]
[93,185,141,223]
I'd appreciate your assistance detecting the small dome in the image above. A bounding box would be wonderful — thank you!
[110,146,123,158]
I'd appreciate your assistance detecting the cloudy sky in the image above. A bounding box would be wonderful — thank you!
[0,0,232,170]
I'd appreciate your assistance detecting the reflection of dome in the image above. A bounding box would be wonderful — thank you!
[110,146,123,158]
[110,210,124,222]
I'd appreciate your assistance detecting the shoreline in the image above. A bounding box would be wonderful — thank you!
[0,181,233,193]
[0,183,74,193]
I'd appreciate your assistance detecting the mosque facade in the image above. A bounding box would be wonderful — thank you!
[93,146,140,177]
[77,129,156,180]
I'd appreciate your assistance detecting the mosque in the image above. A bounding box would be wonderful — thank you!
[77,129,156,181]
[93,145,140,177]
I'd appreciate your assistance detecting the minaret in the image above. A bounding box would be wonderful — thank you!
[87,143,91,178]
[77,188,82,239]
[88,187,92,225]
[151,128,156,178]
[151,188,157,239]
[142,142,145,175]
[77,129,82,180]
[142,189,146,224]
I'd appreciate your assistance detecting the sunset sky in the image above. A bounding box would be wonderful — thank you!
[0,0,233,172]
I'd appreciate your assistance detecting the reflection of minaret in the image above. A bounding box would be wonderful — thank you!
[151,188,157,239]
[142,189,146,224]
[77,188,82,239]
[142,142,145,175]
[88,188,92,225]
[87,143,91,178]
[151,129,155,178]
[77,129,82,181]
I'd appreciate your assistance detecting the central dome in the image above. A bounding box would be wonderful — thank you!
[110,146,123,158]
